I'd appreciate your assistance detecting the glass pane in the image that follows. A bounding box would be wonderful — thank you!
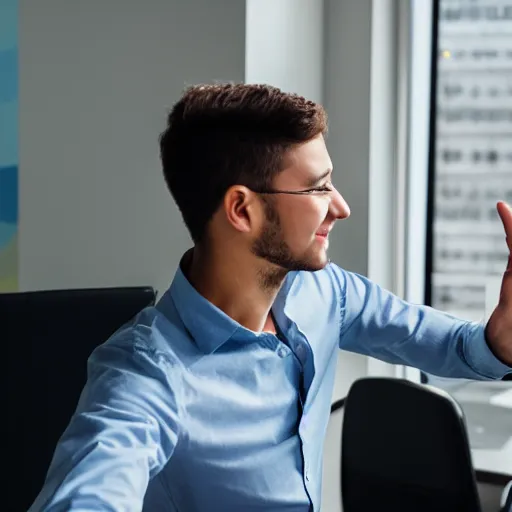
[426,0,512,474]
[432,0,511,322]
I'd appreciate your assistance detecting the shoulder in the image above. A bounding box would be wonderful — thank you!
[81,306,185,417]
[88,304,186,379]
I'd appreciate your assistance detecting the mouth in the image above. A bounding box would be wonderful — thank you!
[315,227,330,238]
[315,228,331,244]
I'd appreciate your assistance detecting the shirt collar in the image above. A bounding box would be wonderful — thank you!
[156,251,298,354]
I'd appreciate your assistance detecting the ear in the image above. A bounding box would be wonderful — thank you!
[222,185,261,234]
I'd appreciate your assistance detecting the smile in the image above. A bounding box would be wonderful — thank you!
[315,227,331,239]
[315,233,329,245]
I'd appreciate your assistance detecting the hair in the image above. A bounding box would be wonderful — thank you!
[159,83,328,244]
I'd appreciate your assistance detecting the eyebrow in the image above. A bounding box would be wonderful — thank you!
[304,169,332,187]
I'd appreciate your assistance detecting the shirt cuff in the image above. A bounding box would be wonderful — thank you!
[464,322,512,380]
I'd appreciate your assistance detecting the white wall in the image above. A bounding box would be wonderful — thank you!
[246,0,324,103]
[19,0,246,295]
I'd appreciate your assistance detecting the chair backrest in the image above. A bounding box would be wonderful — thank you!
[5,286,156,512]
[341,377,481,512]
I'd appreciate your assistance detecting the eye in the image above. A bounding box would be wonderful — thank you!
[310,184,333,194]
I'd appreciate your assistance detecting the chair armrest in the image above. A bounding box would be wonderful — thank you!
[330,397,346,414]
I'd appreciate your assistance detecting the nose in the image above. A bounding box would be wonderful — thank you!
[329,187,351,220]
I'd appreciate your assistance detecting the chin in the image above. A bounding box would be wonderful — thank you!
[313,257,330,271]
[301,249,330,272]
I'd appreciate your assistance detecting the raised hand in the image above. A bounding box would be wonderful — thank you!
[485,201,512,366]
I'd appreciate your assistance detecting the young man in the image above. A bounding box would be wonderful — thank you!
[30,84,512,511]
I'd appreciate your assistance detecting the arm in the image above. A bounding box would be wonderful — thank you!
[29,335,180,511]
[332,265,511,380]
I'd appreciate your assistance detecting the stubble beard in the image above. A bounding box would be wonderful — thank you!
[251,199,327,291]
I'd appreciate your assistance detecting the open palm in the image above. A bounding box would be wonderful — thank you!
[485,201,512,366]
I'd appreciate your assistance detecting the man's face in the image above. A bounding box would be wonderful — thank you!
[252,134,350,272]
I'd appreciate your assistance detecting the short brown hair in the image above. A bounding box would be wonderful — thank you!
[159,83,327,244]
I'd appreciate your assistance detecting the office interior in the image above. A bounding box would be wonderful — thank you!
[1,0,511,511]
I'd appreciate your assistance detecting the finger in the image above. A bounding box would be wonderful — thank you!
[498,253,512,307]
[497,201,512,250]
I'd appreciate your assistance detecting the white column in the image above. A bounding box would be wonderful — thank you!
[245,0,324,102]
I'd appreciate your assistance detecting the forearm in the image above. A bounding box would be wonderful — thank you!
[337,267,511,380]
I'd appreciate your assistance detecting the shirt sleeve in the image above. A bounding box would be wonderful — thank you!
[28,335,181,511]
[332,265,512,380]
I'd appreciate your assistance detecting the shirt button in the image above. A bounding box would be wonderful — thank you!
[277,346,288,358]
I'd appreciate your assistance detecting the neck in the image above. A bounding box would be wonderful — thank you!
[184,245,287,333]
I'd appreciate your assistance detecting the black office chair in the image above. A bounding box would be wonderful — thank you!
[4,286,156,512]
[341,377,482,512]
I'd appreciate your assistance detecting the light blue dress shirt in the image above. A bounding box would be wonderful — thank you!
[29,262,511,511]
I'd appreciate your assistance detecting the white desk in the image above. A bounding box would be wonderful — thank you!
[449,381,512,478]
[472,438,512,477]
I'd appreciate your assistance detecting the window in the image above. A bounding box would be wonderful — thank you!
[413,0,512,477]
[426,0,512,327]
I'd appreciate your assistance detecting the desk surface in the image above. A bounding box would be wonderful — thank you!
[448,381,512,477]
[472,438,512,477]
